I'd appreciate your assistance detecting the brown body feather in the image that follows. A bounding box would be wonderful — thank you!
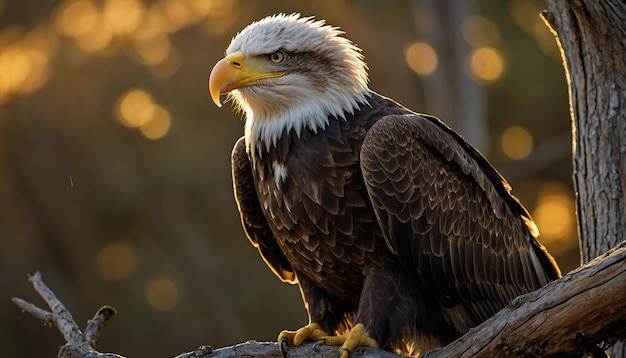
[232,91,560,354]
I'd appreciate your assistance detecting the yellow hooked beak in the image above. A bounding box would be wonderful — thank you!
[208,51,285,107]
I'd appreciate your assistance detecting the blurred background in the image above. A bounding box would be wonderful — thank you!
[0,0,576,356]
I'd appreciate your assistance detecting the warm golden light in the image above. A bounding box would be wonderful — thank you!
[200,13,238,36]
[509,0,542,35]
[148,47,182,78]
[103,0,145,35]
[0,45,32,91]
[163,0,192,30]
[147,277,179,311]
[54,0,99,38]
[501,125,534,160]
[116,89,155,128]
[115,89,172,139]
[96,241,138,280]
[133,27,171,65]
[468,46,506,84]
[75,16,113,53]
[204,0,237,17]
[461,15,501,47]
[533,182,575,244]
[404,42,438,76]
[14,47,51,94]
[140,104,172,140]
[24,26,60,60]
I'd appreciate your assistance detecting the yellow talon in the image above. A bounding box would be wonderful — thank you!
[278,322,330,347]
[322,323,378,358]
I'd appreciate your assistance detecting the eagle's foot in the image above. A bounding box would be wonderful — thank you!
[278,322,330,357]
[321,323,378,358]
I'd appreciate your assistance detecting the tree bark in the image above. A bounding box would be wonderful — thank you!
[542,0,626,356]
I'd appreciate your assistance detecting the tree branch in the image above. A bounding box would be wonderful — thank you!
[13,243,626,357]
[12,271,123,358]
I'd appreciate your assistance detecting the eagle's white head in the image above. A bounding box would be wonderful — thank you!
[209,14,370,152]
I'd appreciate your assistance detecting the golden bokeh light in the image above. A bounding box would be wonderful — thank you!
[204,0,237,17]
[467,46,506,84]
[24,26,60,60]
[132,27,171,65]
[54,0,99,38]
[146,2,178,34]
[0,27,57,101]
[14,47,51,94]
[115,89,172,139]
[0,0,227,105]
[146,277,179,311]
[75,16,113,53]
[509,0,543,35]
[163,0,193,30]
[148,47,182,78]
[461,15,501,47]
[96,241,138,280]
[200,13,239,36]
[0,45,32,91]
[102,0,145,35]
[140,104,172,140]
[533,181,575,245]
[501,125,534,160]
[116,89,156,128]
[404,42,438,76]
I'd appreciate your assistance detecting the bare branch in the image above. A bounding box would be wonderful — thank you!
[13,271,124,358]
[14,244,626,357]
[84,306,117,349]
[11,296,56,325]
[28,271,86,348]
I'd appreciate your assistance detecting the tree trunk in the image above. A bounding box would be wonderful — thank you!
[543,0,626,356]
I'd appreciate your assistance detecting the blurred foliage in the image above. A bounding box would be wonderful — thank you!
[0,0,577,356]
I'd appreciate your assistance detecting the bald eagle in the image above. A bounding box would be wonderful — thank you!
[209,14,561,357]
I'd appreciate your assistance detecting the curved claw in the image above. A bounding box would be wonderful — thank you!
[340,347,351,358]
[278,323,330,347]
[279,336,289,358]
[312,338,326,351]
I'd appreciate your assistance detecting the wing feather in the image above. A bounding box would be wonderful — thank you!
[231,136,295,282]
[360,114,560,326]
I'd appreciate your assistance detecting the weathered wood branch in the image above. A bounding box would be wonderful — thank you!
[12,272,123,358]
[14,242,626,357]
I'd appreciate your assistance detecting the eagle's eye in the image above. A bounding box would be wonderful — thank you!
[269,50,286,64]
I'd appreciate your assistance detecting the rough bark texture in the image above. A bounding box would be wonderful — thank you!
[543,0,626,258]
[543,1,626,356]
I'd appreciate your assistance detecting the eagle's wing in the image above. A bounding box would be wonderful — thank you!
[232,136,295,282]
[360,114,560,328]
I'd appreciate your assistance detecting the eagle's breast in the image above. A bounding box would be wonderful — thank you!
[249,115,380,303]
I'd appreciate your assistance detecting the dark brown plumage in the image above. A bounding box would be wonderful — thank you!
[231,92,560,354]
[211,14,561,356]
